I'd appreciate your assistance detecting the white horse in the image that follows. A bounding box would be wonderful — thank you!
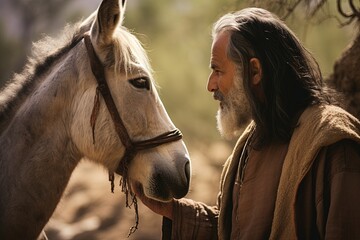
[0,0,191,239]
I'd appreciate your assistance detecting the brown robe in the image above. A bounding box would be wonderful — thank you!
[162,105,360,239]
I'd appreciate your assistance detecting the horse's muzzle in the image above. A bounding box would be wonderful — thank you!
[148,155,191,202]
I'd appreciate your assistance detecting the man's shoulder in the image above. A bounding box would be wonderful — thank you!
[300,104,357,123]
[294,104,360,146]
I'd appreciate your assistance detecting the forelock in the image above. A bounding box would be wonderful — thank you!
[111,27,153,79]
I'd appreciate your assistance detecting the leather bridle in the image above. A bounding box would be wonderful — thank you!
[83,33,183,176]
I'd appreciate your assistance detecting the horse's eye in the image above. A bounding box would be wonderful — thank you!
[129,77,150,90]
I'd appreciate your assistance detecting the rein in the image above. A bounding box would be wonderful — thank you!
[83,33,182,175]
[83,33,182,235]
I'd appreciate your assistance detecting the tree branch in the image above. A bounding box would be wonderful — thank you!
[337,0,359,25]
[349,0,360,18]
[337,0,354,18]
[283,0,302,19]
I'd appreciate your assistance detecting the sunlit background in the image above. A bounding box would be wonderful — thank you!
[0,0,354,239]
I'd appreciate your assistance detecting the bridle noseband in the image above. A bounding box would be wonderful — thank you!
[83,33,183,176]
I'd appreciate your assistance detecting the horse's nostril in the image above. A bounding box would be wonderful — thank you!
[184,161,190,184]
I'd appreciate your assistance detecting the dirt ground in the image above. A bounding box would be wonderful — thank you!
[45,141,232,240]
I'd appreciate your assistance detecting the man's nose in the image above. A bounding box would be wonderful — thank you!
[207,74,217,92]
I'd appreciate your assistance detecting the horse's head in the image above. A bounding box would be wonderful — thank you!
[70,0,190,202]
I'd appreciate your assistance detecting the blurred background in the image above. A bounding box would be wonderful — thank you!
[0,0,356,239]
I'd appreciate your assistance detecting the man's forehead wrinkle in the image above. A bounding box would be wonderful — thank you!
[210,50,221,69]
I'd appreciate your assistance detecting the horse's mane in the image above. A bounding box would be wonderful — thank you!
[0,16,153,130]
[0,21,86,129]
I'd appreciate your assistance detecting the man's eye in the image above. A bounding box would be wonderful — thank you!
[129,77,150,90]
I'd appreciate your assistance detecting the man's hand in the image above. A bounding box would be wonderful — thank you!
[132,183,174,220]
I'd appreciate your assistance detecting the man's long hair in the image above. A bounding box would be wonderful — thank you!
[213,7,339,144]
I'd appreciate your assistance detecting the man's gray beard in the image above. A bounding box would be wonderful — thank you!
[215,77,251,140]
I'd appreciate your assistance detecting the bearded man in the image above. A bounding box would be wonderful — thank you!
[134,7,360,239]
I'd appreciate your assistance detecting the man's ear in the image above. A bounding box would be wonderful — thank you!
[90,0,126,46]
[250,58,262,85]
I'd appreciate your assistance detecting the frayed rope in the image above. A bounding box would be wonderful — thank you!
[108,171,139,237]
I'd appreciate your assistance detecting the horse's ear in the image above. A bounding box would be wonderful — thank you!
[80,11,97,33]
[91,0,126,45]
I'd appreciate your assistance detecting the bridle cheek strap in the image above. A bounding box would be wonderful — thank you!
[83,33,182,176]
